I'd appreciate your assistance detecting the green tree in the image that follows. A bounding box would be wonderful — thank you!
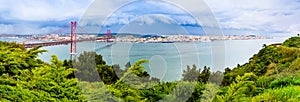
[130,59,150,77]
[252,86,300,102]
[79,82,120,101]
[199,66,211,83]
[200,83,219,102]
[112,64,126,78]
[73,51,106,82]
[161,81,196,101]
[0,44,46,76]
[97,64,119,85]
[186,82,206,101]
[282,37,300,48]
[0,55,85,101]
[215,73,257,102]
[116,59,151,88]
[182,65,200,81]
[20,55,84,101]
[125,62,131,70]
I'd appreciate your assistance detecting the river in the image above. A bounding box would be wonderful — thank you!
[34,37,288,81]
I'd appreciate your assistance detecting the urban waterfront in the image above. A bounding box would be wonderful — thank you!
[35,36,288,81]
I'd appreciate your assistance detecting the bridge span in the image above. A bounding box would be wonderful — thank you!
[24,38,115,48]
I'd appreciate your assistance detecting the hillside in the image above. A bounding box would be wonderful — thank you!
[217,36,300,101]
[1,37,300,101]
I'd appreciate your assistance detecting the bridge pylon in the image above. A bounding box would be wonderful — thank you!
[70,21,77,59]
[106,29,111,42]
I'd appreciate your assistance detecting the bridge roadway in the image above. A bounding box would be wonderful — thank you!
[24,38,114,48]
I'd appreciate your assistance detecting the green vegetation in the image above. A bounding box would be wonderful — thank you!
[1,37,300,101]
[0,41,83,101]
[216,37,300,101]
[283,36,300,48]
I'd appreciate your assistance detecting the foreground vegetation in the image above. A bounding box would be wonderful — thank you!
[0,37,300,101]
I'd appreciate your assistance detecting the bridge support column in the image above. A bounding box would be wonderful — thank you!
[70,21,77,60]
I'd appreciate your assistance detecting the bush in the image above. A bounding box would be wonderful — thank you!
[252,86,300,102]
[270,76,300,88]
[282,37,300,48]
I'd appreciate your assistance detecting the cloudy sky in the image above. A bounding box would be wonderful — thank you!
[0,0,300,36]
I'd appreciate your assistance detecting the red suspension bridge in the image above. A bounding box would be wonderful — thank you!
[23,21,115,55]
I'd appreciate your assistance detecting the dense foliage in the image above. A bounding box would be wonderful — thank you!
[217,37,300,101]
[283,36,300,48]
[0,41,84,101]
[1,37,300,101]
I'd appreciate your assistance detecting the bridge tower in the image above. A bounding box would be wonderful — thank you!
[106,29,112,42]
[70,21,77,58]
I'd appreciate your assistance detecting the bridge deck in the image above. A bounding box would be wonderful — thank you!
[24,38,114,48]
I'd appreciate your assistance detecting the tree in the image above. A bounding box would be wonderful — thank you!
[125,62,131,70]
[116,59,151,86]
[209,71,224,84]
[0,44,46,76]
[186,82,205,101]
[161,81,197,102]
[62,60,75,78]
[182,65,200,81]
[79,82,120,101]
[262,44,267,48]
[97,64,119,84]
[73,51,105,82]
[252,86,300,101]
[0,55,84,101]
[29,55,84,100]
[130,60,149,77]
[282,37,300,48]
[200,83,219,102]
[215,73,257,102]
[112,64,126,78]
[199,66,211,83]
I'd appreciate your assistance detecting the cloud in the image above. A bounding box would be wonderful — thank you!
[78,0,206,34]
[0,0,93,34]
[0,0,93,21]
[1,0,300,35]
[288,24,300,34]
[101,0,198,26]
[0,23,62,34]
[204,0,300,35]
[0,24,13,34]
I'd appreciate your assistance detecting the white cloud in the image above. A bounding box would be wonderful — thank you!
[1,0,300,35]
[288,24,300,34]
[131,15,175,25]
[90,0,202,27]
[0,23,61,34]
[0,0,93,21]
[0,24,13,34]
[0,0,94,34]
[204,0,300,35]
